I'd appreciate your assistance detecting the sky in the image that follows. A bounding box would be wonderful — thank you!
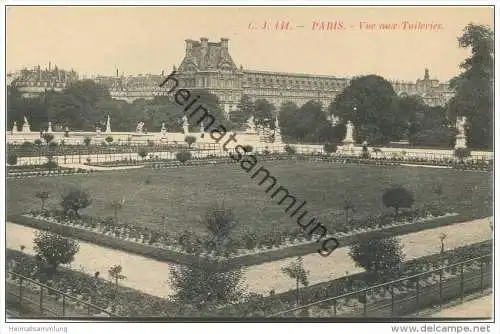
[6,6,494,82]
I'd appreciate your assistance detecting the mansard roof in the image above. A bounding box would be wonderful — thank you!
[178,38,239,72]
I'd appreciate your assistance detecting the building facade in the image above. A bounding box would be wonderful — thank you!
[9,63,79,98]
[12,39,454,114]
[99,38,455,114]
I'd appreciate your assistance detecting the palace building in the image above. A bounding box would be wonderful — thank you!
[9,63,79,98]
[11,39,454,115]
[98,38,455,114]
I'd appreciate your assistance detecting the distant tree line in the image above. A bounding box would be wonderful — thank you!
[8,24,491,149]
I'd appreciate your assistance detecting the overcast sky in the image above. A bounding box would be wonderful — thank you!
[6,6,493,81]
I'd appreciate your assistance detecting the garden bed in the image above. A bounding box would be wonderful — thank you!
[11,209,472,269]
[7,168,92,178]
[5,240,492,318]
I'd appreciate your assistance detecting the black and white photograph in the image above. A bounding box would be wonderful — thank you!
[1,2,496,332]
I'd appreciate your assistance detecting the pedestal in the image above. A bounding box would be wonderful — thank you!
[342,140,355,156]
[454,134,467,149]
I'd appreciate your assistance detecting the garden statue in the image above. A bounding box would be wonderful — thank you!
[136,121,145,133]
[161,122,167,135]
[342,121,355,156]
[22,116,31,133]
[105,115,112,133]
[274,116,282,143]
[182,115,189,135]
[345,121,354,142]
[454,116,467,149]
[245,116,257,133]
[456,116,466,136]
[12,121,18,133]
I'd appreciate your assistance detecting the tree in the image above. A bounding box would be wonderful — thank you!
[254,99,276,129]
[33,231,79,279]
[48,80,111,130]
[204,203,236,252]
[169,258,245,309]
[184,135,197,148]
[323,142,337,154]
[138,147,148,160]
[439,233,447,266]
[281,256,309,306]
[231,94,255,128]
[44,155,58,172]
[448,24,493,149]
[61,188,92,217]
[349,236,404,282]
[188,89,229,129]
[333,75,400,145]
[284,145,296,155]
[454,147,471,162]
[109,199,124,223]
[42,133,54,144]
[243,145,253,153]
[176,150,192,163]
[382,186,415,216]
[35,191,50,211]
[83,136,92,146]
[342,199,355,226]
[7,153,18,166]
[280,100,332,143]
[108,264,126,292]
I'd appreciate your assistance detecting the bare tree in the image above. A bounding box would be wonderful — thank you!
[281,256,309,307]
[35,191,50,211]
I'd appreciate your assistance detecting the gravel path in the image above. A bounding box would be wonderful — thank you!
[6,217,492,298]
[430,294,492,318]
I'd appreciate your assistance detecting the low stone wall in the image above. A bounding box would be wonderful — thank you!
[8,212,481,270]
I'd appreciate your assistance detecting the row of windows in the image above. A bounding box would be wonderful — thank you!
[15,81,66,88]
[244,76,347,88]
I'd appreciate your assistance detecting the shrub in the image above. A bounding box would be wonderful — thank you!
[361,144,370,159]
[33,231,79,279]
[169,258,245,309]
[44,160,58,171]
[284,145,296,155]
[349,236,404,282]
[21,141,33,147]
[7,153,18,166]
[61,188,92,217]
[48,141,58,148]
[382,186,415,216]
[83,137,92,146]
[147,140,155,147]
[42,133,54,144]
[34,139,42,146]
[454,148,471,161]
[323,143,338,154]
[138,147,148,160]
[184,135,197,148]
[176,151,192,163]
[105,136,114,144]
[243,145,253,153]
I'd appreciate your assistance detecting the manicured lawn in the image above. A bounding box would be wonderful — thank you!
[7,161,492,239]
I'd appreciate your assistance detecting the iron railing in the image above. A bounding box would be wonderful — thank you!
[6,271,119,318]
[269,254,492,318]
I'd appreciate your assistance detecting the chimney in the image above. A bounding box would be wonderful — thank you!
[185,39,194,57]
[424,68,430,80]
[49,62,51,71]
[200,37,209,69]
[220,37,229,57]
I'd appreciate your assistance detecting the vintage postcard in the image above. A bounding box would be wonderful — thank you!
[2,2,496,332]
